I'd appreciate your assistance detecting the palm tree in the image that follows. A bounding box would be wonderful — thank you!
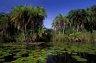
[62,16,69,34]
[83,5,96,32]
[89,5,96,29]
[0,13,11,42]
[68,9,87,32]
[52,14,64,31]
[10,6,46,42]
[32,6,46,41]
[10,6,28,41]
[52,14,69,34]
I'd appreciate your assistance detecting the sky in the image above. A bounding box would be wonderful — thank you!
[0,0,96,28]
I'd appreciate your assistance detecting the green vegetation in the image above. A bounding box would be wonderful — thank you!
[52,5,96,43]
[1,5,96,43]
[0,5,96,63]
[72,55,87,63]
[0,43,96,63]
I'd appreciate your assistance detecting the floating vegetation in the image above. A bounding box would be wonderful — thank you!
[0,43,96,63]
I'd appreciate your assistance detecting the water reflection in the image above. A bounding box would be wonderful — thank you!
[47,53,72,63]
[47,52,96,63]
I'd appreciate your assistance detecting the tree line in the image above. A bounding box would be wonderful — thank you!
[0,6,49,42]
[52,5,96,34]
[0,5,96,42]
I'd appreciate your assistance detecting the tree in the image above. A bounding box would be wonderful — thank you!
[27,6,46,42]
[89,5,96,30]
[10,6,46,42]
[83,5,96,33]
[52,14,69,34]
[68,9,88,32]
[0,13,13,42]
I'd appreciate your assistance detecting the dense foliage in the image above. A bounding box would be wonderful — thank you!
[0,42,96,63]
[0,5,96,63]
[0,5,96,43]
[0,6,48,42]
[52,5,96,43]
[52,5,96,33]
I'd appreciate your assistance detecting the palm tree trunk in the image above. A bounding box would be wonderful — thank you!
[24,24,27,42]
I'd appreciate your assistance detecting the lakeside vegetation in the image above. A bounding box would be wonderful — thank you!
[0,42,96,63]
[0,5,96,63]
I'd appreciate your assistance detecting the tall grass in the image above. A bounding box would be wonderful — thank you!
[78,31,96,43]
[52,31,96,44]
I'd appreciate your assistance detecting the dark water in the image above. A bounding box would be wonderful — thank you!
[47,52,96,63]
[47,53,72,63]
[78,52,96,63]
